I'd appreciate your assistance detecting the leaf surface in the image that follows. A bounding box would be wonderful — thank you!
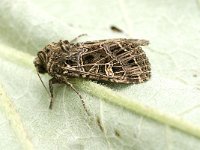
[0,0,200,149]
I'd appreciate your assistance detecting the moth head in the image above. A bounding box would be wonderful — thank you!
[34,51,48,74]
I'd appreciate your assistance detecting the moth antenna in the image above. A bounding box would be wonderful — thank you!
[70,34,87,43]
[37,72,51,97]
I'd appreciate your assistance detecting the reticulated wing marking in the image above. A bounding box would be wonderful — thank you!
[65,39,151,84]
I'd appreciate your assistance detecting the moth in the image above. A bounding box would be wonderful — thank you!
[34,37,151,112]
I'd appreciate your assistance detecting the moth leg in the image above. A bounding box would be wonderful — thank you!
[49,78,59,109]
[63,78,89,115]
[70,34,87,43]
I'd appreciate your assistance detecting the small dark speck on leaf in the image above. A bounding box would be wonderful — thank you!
[110,25,123,33]
[193,74,197,77]
[114,130,121,138]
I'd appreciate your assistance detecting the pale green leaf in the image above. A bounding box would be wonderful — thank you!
[0,0,200,150]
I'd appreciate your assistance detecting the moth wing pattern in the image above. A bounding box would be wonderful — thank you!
[34,38,151,110]
[64,38,151,84]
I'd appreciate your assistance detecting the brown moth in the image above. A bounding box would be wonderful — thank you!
[34,37,151,112]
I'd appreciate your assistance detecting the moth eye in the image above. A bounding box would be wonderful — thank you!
[37,65,46,74]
